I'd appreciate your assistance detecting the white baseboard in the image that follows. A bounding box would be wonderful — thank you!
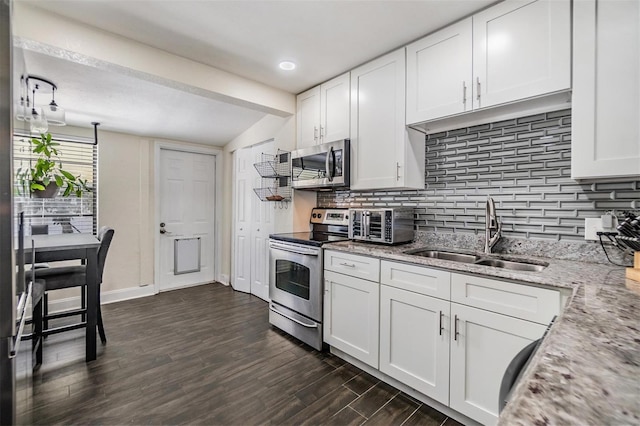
[47,284,156,314]
[218,274,230,286]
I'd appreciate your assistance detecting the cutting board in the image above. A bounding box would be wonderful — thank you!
[626,252,640,282]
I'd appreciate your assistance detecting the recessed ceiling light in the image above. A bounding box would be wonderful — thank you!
[279,61,296,71]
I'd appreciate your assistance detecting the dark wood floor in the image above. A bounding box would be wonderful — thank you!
[19,283,463,425]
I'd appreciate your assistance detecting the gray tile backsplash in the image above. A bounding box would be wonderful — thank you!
[318,109,640,243]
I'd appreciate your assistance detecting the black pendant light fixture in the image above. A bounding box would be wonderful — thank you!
[17,75,67,133]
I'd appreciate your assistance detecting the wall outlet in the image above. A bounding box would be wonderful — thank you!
[584,218,602,241]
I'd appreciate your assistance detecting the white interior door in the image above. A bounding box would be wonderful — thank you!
[232,148,252,293]
[159,149,215,292]
[249,142,274,301]
[231,140,274,301]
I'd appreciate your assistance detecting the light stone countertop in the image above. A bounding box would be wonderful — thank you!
[323,240,640,426]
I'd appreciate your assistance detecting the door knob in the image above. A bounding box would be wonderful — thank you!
[159,222,170,235]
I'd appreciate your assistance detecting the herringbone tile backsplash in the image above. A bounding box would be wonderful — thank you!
[318,109,640,242]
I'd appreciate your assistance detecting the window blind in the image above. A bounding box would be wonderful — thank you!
[13,134,97,235]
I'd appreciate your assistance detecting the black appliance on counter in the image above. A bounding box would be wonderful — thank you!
[268,208,350,350]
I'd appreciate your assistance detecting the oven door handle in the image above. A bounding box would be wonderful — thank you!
[270,304,319,329]
[269,241,319,256]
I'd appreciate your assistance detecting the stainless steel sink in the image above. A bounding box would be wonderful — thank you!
[474,258,548,272]
[403,249,480,263]
[403,248,548,272]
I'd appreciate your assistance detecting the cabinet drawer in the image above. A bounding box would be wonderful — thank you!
[451,273,559,324]
[380,260,450,300]
[324,251,380,281]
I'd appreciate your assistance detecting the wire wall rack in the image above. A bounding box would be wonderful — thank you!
[253,150,291,202]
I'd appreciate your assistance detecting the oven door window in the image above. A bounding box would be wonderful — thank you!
[275,259,310,300]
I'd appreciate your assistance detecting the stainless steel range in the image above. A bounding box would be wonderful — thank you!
[268,208,349,350]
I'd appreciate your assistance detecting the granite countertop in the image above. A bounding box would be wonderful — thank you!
[323,239,640,425]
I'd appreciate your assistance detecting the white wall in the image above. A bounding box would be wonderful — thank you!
[47,126,219,301]
[51,115,307,300]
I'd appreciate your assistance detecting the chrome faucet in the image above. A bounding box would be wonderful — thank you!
[485,196,502,254]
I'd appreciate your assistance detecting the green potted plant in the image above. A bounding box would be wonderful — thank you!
[16,133,92,198]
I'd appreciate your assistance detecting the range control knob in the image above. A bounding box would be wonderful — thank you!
[312,213,317,218]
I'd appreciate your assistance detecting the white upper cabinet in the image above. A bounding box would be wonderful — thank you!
[296,73,350,149]
[320,73,350,144]
[572,0,640,179]
[407,0,571,126]
[406,18,473,123]
[473,0,571,109]
[296,86,321,148]
[350,48,425,190]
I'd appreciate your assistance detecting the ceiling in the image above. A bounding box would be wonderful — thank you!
[20,49,268,145]
[19,0,496,145]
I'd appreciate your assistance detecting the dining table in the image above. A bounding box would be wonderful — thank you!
[24,233,101,362]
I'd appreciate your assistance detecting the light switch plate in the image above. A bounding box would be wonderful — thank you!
[584,218,602,241]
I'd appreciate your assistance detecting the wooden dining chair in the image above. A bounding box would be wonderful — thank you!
[34,227,115,344]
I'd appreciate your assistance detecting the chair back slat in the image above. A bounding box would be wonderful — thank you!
[96,227,115,284]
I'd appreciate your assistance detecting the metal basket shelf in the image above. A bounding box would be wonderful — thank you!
[253,182,292,202]
[254,150,291,178]
[253,149,291,202]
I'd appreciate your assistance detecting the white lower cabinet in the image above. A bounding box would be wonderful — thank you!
[379,285,450,405]
[323,269,379,368]
[449,303,546,425]
[325,256,557,425]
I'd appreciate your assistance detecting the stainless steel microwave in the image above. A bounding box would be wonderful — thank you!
[291,139,350,190]
[349,208,415,245]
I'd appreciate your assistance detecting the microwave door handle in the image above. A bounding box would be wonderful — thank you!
[324,149,332,182]
[327,147,335,182]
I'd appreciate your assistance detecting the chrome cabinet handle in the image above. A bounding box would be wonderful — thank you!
[396,162,401,181]
[454,314,460,341]
[339,262,356,268]
[320,126,324,143]
[439,311,444,336]
[476,77,481,104]
[462,81,467,106]
[314,126,318,142]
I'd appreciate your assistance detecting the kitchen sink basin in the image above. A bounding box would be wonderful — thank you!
[403,248,548,272]
[474,258,548,272]
[403,249,480,263]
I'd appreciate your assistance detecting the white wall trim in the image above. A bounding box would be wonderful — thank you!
[153,141,224,294]
[47,285,156,314]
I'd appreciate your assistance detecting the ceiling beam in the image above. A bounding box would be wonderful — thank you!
[12,3,296,117]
